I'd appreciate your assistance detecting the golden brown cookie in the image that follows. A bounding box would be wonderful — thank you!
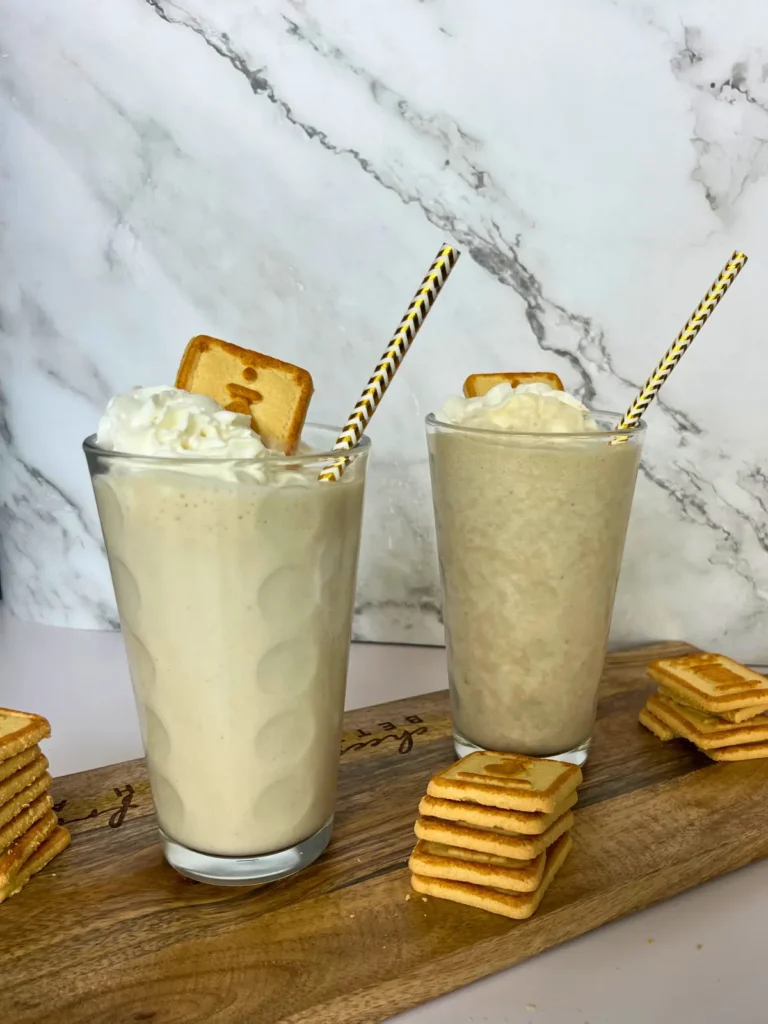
[176,335,313,454]
[638,705,675,741]
[0,756,49,810]
[0,810,57,893]
[409,839,545,892]
[648,654,768,715]
[657,685,767,724]
[463,372,564,399]
[0,825,70,904]
[410,833,571,920]
[704,742,768,762]
[0,773,52,831]
[648,692,768,750]
[0,794,54,853]
[414,808,573,860]
[426,751,582,814]
[0,709,50,764]
[418,790,577,836]
[0,746,41,784]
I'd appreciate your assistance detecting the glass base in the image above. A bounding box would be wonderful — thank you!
[453,730,590,767]
[161,815,334,886]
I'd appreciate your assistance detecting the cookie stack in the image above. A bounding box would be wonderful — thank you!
[409,751,581,919]
[0,708,70,904]
[640,653,768,761]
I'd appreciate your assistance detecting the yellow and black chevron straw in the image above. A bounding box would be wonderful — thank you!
[617,250,748,431]
[319,242,461,482]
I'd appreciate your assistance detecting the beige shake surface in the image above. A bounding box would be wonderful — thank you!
[94,464,365,856]
[429,388,641,756]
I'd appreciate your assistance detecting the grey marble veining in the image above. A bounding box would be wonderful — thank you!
[2,0,768,656]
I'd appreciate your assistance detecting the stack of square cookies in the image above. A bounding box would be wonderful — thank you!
[639,653,768,761]
[0,708,70,904]
[409,751,581,919]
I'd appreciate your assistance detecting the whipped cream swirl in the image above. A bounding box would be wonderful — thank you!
[436,382,597,434]
[96,386,268,458]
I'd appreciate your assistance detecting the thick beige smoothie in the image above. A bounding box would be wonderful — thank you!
[93,462,365,856]
[87,387,368,861]
[428,385,642,757]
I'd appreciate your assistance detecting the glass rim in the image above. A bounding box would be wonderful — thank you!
[424,409,647,441]
[82,421,371,464]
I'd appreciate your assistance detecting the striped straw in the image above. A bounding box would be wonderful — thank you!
[617,250,748,431]
[319,242,461,482]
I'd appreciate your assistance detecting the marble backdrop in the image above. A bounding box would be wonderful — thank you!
[2,0,768,656]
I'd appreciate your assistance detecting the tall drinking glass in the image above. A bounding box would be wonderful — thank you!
[426,414,644,765]
[84,425,369,884]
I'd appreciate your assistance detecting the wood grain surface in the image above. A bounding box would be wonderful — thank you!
[2,641,768,1024]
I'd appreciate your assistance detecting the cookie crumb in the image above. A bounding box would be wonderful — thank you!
[422,896,428,902]
[405,894,411,901]
[697,944,703,950]
[526,1004,536,1012]
[349,914,355,919]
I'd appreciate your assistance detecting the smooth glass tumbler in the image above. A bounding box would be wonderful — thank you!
[427,414,643,765]
[85,425,369,884]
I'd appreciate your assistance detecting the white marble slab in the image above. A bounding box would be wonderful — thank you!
[1,0,768,655]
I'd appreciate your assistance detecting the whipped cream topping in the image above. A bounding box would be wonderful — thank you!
[436,382,597,434]
[96,386,268,458]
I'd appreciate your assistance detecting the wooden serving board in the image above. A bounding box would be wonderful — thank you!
[3,641,768,1024]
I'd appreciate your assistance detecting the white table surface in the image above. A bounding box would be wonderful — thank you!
[1,606,766,1024]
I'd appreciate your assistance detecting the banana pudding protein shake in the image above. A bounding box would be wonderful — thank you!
[83,246,461,885]
[86,386,369,883]
[427,381,644,764]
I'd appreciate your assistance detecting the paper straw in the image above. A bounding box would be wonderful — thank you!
[319,242,461,482]
[617,251,748,431]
